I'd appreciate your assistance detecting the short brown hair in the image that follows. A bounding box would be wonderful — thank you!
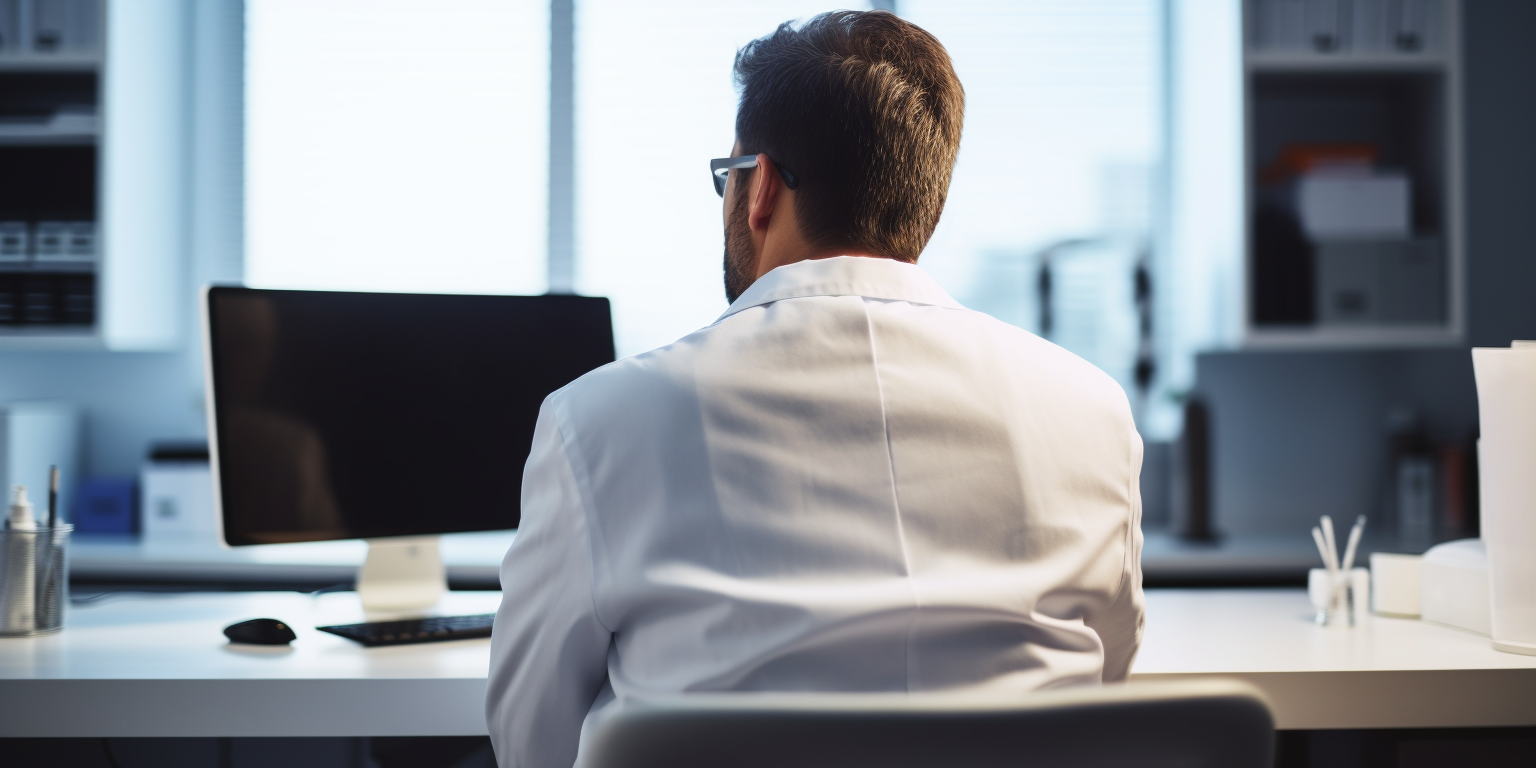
[733,10,964,263]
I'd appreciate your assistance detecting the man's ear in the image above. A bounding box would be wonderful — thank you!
[747,153,780,235]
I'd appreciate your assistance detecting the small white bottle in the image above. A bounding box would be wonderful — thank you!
[1,485,38,633]
[8,485,37,530]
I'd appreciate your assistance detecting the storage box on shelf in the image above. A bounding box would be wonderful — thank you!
[1242,0,1463,349]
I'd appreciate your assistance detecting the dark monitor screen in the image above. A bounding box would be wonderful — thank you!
[205,287,615,546]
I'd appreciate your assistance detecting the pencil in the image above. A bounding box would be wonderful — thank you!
[47,466,59,529]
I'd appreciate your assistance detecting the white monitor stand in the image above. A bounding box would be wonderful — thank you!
[356,536,447,612]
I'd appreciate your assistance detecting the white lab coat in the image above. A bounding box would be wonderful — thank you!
[486,256,1145,768]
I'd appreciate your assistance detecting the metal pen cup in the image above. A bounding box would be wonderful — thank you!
[0,525,72,636]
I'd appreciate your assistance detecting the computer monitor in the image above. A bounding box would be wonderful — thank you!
[203,287,615,608]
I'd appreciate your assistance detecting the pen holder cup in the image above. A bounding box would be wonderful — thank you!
[0,525,72,637]
[1309,567,1369,628]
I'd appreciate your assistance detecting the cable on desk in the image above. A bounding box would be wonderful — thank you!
[70,592,186,607]
[307,583,354,598]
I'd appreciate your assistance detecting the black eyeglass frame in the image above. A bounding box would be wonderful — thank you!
[710,155,799,198]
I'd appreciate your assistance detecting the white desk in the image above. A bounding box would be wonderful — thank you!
[69,531,518,588]
[1133,589,1536,730]
[3,588,1534,738]
[0,591,501,738]
[68,531,1330,587]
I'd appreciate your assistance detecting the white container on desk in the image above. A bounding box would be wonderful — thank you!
[1420,539,1490,636]
[1370,551,1423,618]
[1472,343,1536,655]
[140,456,217,541]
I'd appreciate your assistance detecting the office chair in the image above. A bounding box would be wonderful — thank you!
[581,679,1274,768]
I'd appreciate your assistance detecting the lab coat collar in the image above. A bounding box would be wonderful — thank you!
[718,256,963,322]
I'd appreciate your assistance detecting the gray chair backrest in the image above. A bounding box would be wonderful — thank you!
[580,679,1273,768]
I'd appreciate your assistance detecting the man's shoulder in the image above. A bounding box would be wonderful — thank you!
[546,330,707,423]
[886,300,1132,413]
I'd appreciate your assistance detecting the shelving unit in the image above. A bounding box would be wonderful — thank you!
[0,0,186,351]
[1241,0,1463,349]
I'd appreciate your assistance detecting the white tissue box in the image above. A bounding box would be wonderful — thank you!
[1420,538,1490,636]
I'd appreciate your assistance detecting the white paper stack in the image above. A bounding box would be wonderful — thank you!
[1472,343,1536,655]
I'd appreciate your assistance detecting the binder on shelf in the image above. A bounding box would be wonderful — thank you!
[1252,0,1308,51]
[1350,0,1391,52]
[1305,0,1344,52]
[30,0,63,52]
[31,220,92,265]
[1393,0,1432,52]
[28,0,98,55]
[0,0,101,57]
[20,275,55,324]
[1248,0,1446,55]
[59,274,92,324]
[0,0,20,55]
[0,276,18,324]
[0,222,27,263]
[31,221,66,261]
[62,221,93,263]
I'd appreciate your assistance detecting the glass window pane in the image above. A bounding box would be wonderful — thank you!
[902,0,1162,399]
[574,1,871,357]
[246,0,549,295]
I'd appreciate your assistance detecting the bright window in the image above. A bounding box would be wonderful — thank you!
[242,0,1241,440]
[573,1,875,357]
[245,0,549,295]
[903,0,1162,402]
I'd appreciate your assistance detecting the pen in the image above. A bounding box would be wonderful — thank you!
[47,466,58,529]
[1341,515,1366,572]
[1312,526,1335,575]
[1320,516,1340,573]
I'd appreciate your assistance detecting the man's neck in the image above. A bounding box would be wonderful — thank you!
[754,248,895,280]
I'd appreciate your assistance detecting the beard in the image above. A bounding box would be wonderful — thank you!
[722,184,756,304]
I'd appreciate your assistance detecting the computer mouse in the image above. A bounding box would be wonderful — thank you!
[223,618,297,646]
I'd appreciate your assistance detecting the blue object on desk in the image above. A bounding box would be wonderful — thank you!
[72,477,138,534]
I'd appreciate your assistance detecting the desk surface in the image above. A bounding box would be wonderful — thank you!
[1134,589,1536,729]
[71,531,1331,588]
[2,588,1532,737]
[0,590,502,738]
[70,531,518,588]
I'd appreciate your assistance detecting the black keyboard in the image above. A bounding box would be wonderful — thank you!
[316,614,496,647]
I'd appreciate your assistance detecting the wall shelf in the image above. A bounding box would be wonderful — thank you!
[0,0,186,350]
[1240,0,1464,350]
[1246,52,1449,73]
[0,130,99,145]
[1243,325,1461,350]
[0,55,103,73]
[0,328,102,350]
